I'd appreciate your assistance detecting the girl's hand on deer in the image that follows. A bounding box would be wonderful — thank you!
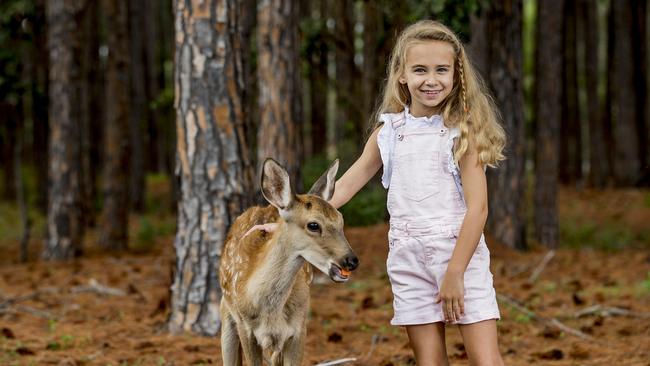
[435,270,465,323]
[244,223,279,238]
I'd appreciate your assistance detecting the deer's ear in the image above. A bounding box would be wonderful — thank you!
[261,158,294,210]
[308,159,339,201]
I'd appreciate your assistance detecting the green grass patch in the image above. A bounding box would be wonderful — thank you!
[0,201,46,244]
[129,215,176,253]
[302,155,387,227]
[644,192,650,208]
[560,218,644,251]
[339,185,387,227]
[635,272,650,296]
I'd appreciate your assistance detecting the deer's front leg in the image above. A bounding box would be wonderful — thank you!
[237,323,263,366]
[220,305,242,366]
[281,331,305,366]
[270,349,284,366]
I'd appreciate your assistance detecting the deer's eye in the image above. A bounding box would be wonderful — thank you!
[306,222,321,232]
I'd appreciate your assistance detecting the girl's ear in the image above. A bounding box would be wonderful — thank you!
[398,77,406,84]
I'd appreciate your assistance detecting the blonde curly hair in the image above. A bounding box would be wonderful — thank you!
[371,20,506,167]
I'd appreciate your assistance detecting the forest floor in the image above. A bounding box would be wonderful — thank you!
[1,188,649,366]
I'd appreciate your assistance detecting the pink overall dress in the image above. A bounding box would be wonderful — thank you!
[382,110,500,325]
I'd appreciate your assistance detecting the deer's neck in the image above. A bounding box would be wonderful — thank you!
[247,226,305,310]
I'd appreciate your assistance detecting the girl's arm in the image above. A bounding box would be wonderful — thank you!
[328,127,383,209]
[244,127,383,237]
[437,138,489,322]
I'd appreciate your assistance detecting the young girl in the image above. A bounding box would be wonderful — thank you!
[249,20,506,365]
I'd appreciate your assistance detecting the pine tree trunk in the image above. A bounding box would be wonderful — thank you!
[362,0,381,130]
[308,0,328,156]
[100,0,131,251]
[632,0,648,173]
[333,0,363,144]
[560,1,583,184]
[578,0,609,187]
[43,0,85,260]
[143,0,162,172]
[534,0,563,249]
[645,1,650,177]
[128,0,147,212]
[467,11,489,79]
[1,103,17,200]
[14,100,30,262]
[485,0,527,250]
[169,0,254,336]
[80,0,101,227]
[238,0,257,161]
[257,0,303,189]
[32,0,49,213]
[610,1,641,185]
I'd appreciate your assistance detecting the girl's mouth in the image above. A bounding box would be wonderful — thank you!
[422,90,441,98]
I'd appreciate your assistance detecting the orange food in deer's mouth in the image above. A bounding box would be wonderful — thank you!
[339,268,351,277]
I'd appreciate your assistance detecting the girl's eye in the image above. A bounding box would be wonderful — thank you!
[306,222,320,232]
[437,68,448,73]
[414,68,426,73]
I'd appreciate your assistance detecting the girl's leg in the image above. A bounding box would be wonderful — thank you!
[458,320,504,366]
[405,322,448,366]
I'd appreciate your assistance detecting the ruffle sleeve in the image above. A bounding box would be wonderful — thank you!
[447,127,466,206]
[446,127,461,176]
[376,112,400,189]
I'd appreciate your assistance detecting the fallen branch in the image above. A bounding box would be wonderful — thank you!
[71,279,126,296]
[314,357,357,366]
[574,304,650,319]
[0,305,54,319]
[0,287,59,308]
[365,333,380,360]
[497,294,597,343]
[527,249,556,284]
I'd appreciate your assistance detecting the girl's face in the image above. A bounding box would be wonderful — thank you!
[399,40,455,117]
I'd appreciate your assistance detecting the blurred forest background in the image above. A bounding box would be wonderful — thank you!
[1,0,650,346]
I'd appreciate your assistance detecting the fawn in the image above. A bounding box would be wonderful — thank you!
[219,158,359,366]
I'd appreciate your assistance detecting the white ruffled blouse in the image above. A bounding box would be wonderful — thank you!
[376,107,464,197]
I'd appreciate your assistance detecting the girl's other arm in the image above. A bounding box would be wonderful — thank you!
[328,127,383,209]
[437,139,488,322]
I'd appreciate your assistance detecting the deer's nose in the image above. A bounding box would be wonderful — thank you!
[343,254,359,271]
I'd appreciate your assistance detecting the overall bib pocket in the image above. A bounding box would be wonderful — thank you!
[395,152,440,201]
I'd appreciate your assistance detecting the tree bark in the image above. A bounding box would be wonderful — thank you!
[143,0,163,173]
[238,0,257,162]
[307,0,329,156]
[128,0,147,212]
[79,0,101,227]
[99,0,131,251]
[632,0,648,175]
[560,0,583,185]
[610,0,641,185]
[534,0,563,249]
[169,0,254,336]
[578,0,609,187]
[257,0,303,189]
[1,103,17,200]
[32,0,49,213]
[333,0,363,145]
[467,11,489,79]
[485,0,527,250]
[14,99,30,262]
[362,0,381,132]
[43,0,85,260]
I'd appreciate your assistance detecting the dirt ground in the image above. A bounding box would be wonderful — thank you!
[1,188,649,365]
